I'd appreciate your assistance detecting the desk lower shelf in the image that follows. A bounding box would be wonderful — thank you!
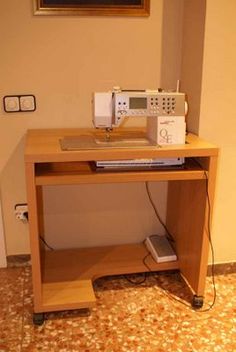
[35,159,206,185]
[39,244,179,312]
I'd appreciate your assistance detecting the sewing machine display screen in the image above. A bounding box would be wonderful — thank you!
[129,97,147,109]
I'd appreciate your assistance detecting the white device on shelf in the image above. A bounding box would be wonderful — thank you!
[95,157,184,168]
[145,234,177,263]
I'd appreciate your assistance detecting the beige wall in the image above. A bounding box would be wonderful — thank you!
[0,0,174,255]
[160,0,183,89]
[173,0,236,264]
[1,0,235,264]
[181,0,206,134]
[199,0,236,262]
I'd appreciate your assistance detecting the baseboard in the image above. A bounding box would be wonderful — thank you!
[207,262,236,276]
[7,254,31,267]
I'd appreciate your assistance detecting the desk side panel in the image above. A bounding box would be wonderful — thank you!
[166,179,208,296]
[25,162,43,312]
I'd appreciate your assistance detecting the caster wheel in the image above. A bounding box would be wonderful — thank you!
[192,295,204,309]
[33,313,45,326]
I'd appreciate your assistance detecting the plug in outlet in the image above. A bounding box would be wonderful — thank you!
[15,204,28,222]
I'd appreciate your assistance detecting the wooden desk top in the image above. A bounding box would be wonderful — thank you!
[25,128,218,163]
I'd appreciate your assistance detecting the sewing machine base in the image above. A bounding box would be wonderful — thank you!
[60,134,157,150]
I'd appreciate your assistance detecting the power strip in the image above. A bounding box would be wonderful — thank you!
[145,235,177,263]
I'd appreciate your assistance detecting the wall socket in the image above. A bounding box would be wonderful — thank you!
[15,204,28,222]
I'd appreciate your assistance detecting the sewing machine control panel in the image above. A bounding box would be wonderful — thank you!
[114,92,185,124]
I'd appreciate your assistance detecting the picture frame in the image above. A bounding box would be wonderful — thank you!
[34,0,150,16]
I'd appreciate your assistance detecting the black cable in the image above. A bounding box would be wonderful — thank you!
[142,252,192,308]
[199,169,217,312]
[123,272,147,285]
[123,253,155,286]
[142,252,153,272]
[40,236,54,251]
[145,181,175,243]
[192,158,217,311]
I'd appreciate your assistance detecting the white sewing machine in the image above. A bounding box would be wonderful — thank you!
[60,87,187,167]
[93,88,187,146]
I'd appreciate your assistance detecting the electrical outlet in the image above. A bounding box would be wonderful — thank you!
[15,204,28,222]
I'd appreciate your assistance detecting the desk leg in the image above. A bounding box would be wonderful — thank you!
[166,179,209,298]
[25,162,43,313]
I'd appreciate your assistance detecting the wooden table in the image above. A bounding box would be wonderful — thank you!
[24,128,218,325]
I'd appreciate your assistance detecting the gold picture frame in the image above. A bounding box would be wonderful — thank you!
[34,0,150,16]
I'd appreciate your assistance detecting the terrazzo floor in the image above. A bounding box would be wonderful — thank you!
[0,266,235,352]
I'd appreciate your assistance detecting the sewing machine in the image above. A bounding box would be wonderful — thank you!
[93,88,187,146]
[60,87,187,169]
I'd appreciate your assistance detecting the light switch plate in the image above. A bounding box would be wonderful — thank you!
[3,94,36,113]
[19,95,36,111]
[3,96,20,112]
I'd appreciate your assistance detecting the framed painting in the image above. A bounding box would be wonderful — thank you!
[34,0,150,16]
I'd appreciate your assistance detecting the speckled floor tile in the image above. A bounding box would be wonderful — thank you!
[0,268,25,352]
[0,267,235,352]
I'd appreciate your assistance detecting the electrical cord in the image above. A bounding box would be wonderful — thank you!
[192,158,217,311]
[123,253,150,285]
[40,236,54,251]
[145,181,175,243]
[199,168,217,312]
[142,252,192,308]
[123,272,147,285]
[143,250,215,312]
